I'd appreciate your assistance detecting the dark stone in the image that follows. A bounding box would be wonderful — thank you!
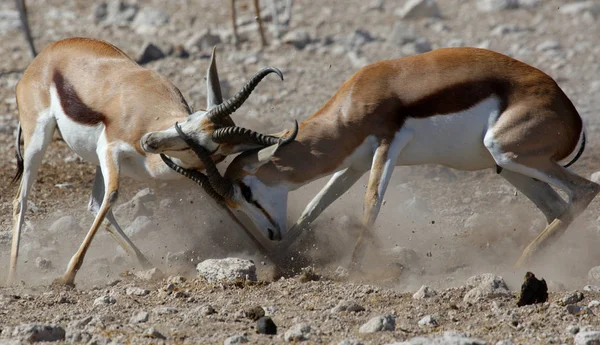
[245,306,265,321]
[137,43,166,65]
[517,271,548,307]
[257,316,277,335]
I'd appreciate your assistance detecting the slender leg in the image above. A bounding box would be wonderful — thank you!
[88,167,152,269]
[499,169,567,224]
[60,146,120,286]
[231,0,239,47]
[280,167,365,249]
[351,129,413,266]
[253,0,267,47]
[16,0,37,57]
[8,113,55,284]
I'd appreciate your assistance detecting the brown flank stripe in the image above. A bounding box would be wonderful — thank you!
[53,70,105,125]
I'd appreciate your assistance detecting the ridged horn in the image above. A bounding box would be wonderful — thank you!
[160,154,224,204]
[207,67,283,123]
[212,120,299,147]
[174,123,233,199]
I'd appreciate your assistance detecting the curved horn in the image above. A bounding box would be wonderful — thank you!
[160,154,224,204]
[212,120,299,147]
[174,123,234,199]
[207,67,284,123]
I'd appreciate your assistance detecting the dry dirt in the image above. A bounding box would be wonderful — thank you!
[1,0,600,344]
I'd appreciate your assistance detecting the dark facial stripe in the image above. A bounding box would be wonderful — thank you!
[53,71,105,126]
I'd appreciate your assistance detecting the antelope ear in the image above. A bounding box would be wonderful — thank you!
[206,46,223,110]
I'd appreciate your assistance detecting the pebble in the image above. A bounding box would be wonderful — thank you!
[131,7,169,35]
[136,42,166,65]
[93,295,116,306]
[134,268,163,281]
[153,306,179,315]
[283,323,311,342]
[144,327,166,339]
[575,331,600,345]
[589,300,600,309]
[391,331,486,345]
[225,334,249,345]
[476,0,519,13]
[588,266,600,283]
[418,315,438,327]
[245,306,265,321]
[12,324,65,342]
[566,305,594,316]
[130,311,149,324]
[394,0,441,19]
[567,324,581,335]
[200,305,217,316]
[196,258,257,282]
[402,38,433,55]
[358,315,395,333]
[126,286,150,296]
[463,273,511,303]
[561,291,585,305]
[536,40,561,52]
[281,29,312,50]
[338,340,364,345]
[257,316,277,335]
[331,300,366,313]
[413,285,437,299]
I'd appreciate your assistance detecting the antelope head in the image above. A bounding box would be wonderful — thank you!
[141,47,286,166]
[160,120,298,241]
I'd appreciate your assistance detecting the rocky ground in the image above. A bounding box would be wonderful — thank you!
[1,0,600,344]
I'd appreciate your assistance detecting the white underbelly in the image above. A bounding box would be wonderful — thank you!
[396,96,499,171]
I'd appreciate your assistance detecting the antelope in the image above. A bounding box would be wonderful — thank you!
[159,47,600,268]
[9,37,289,286]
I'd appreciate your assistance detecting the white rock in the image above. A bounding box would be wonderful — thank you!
[359,315,395,333]
[93,295,116,306]
[347,51,369,69]
[588,266,600,283]
[561,291,584,305]
[282,29,312,49]
[196,258,257,282]
[284,323,311,342]
[12,324,66,342]
[476,0,519,13]
[131,7,169,35]
[225,334,249,345]
[464,274,511,303]
[338,340,365,345]
[413,285,437,299]
[567,324,581,335]
[134,268,163,281]
[331,300,366,313]
[575,331,600,345]
[388,331,486,344]
[559,1,600,18]
[130,311,149,324]
[388,21,418,47]
[48,216,82,235]
[536,40,561,52]
[394,0,441,19]
[126,287,149,296]
[496,341,515,345]
[144,327,166,339]
[153,306,179,315]
[589,300,600,309]
[185,29,222,53]
[418,315,438,327]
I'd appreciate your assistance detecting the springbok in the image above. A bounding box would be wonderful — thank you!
[9,37,287,286]
[160,47,599,268]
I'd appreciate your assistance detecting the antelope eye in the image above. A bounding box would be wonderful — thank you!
[240,183,253,203]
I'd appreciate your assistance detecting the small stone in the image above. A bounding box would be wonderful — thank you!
[394,0,441,19]
[136,42,166,65]
[130,311,149,324]
[575,331,600,345]
[561,291,585,305]
[200,305,217,316]
[584,285,600,292]
[464,273,511,303]
[48,216,82,235]
[567,324,581,335]
[331,300,365,313]
[536,40,561,52]
[476,0,519,13]
[134,268,163,281]
[284,323,311,342]
[245,306,265,321]
[35,257,53,271]
[397,332,486,345]
[346,29,376,51]
[144,327,166,340]
[126,286,150,296]
[196,258,257,282]
[589,300,600,309]
[281,29,312,50]
[257,316,277,335]
[347,51,369,69]
[517,272,548,307]
[93,295,116,306]
[338,340,364,345]
[185,29,222,53]
[334,266,349,279]
[413,285,437,299]
[131,7,169,35]
[359,315,395,333]
[566,305,594,316]
[153,306,179,315]
[418,315,438,327]
[225,334,249,345]
[12,324,65,342]
[402,38,432,55]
